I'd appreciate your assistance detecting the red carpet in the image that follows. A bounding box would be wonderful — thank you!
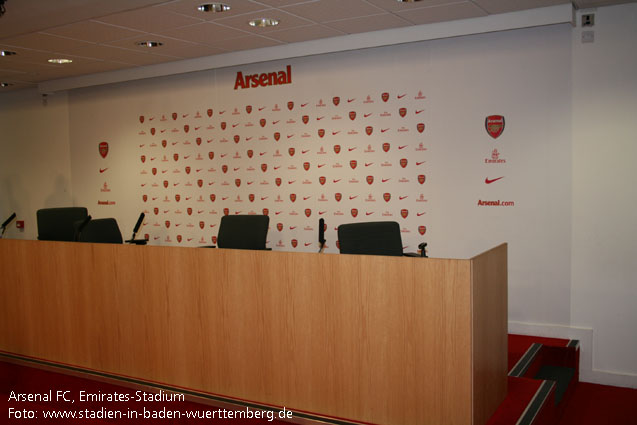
[557,382,637,425]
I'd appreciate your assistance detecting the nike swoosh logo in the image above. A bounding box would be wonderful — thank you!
[365,163,373,167]
[364,113,372,118]
[99,168,108,173]
[275,212,283,215]
[417,212,426,216]
[149,117,154,121]
[183,114,189,118]
[366,212,373,216]
[348,98,355,103]
[348,148,356,152]
[261,197,268,200]
[139,144,145,148]
[186,197,192,200]
[317,116,324,120]
[416,109,424,114]
[302,150,310,154]
[305,243,312,247]
[246,137,253,141]
[382,179,390,183]
[274,166,281,170]
[260,152,267,156]
[198,210,204,214]
[416,161,425,165]
[349,196,358,200]
[319,211,326,215]
[219,110,226,114]
[207,139,213,143]
[172,183,179,187]
[485,176,504,184]
[332,131,340,135]
[195,126,201,130]
[399,196,408,200]
[273,120,280,124]
[259,107,266,111]
[172,142,178,145]
[222,197,229,200]
[301,103,309,107]
[232,124,239,128]
[303,197,311,200]
[184,155,191,159]
[247,181,254,185]
[287,135,294,138]
[234,168,240,171]
[381,128,390,133]
[333,179,341,183]
[398,145,407,150]
[397,94,406,99]
[318,164,325,168]
[288,180,295,184]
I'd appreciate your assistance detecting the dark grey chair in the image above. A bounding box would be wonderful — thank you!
[216,215,269,250]
[337,221,405,257]
[36,207,89,241]
[77,218,123,244]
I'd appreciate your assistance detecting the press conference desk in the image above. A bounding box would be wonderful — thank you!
[0,239,507,425]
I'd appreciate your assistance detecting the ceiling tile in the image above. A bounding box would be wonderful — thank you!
[42,21,146,44]
[105,35,226,59]
[472,0,568,14]
[254,0,320,7]
[95,7,203,33]
[266,24,346,43]
[204,35,284,52]
[214,9,315,34]
[282,0,386,23]
[365,0,465,12]
[157,22,251,45]
[0,33,94,53]
[324,13,412,34]
[395,2,488,25]
[62,44,179,66]
[156,0,270,21]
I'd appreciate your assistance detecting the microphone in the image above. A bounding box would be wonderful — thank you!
[0,212,16,237]
[418,242,428,258]
[318,218,326,253]
[126,212,148,245]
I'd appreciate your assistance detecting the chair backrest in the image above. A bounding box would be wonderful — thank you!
[36,207,89,241]
[337,221,404,257]
[77,218,123,244]
[217,215,269,250]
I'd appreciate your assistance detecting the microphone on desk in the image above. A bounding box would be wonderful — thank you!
[0,212,16,237]
[126,212,148,245]
[318,218,326,253]
[418,242,428,258]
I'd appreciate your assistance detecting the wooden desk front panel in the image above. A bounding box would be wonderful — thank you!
[0,240,474,425]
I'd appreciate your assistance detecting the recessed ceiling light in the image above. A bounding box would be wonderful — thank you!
[1,82,13,87]
[198,3,230,13]
[136,41,163,48]
[48,58,73,64]
[248,18,279,28]
[1,50,17,57]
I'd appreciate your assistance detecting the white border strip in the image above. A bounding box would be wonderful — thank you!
[39,4,573,93]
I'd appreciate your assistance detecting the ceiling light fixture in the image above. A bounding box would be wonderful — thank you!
[198,3,230,13]
[248,18,279,28]
[48,58,73,64]
[136,41,163,47]
[1,50,16,56]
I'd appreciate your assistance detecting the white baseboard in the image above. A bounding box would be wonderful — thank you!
[508,321,637,389]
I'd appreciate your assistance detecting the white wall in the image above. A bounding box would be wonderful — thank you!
[571,4,637,386]
[0,90,73,240]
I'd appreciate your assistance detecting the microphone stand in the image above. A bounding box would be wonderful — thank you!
[126,212,148,245]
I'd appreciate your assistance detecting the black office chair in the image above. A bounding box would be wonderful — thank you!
[337,221,427,257]
[77,218,123,244]
[36,207,89,241]
[216,214,269,250]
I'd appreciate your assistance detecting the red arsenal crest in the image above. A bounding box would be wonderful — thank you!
[333,145,341,154]
[185,166,191,174]
[212,236,218,244]
[366,175,374,185]
[260,118,266,127]
[383,193,391,202]
[382,143,390,152]
[305,208,312,217]
[287,101,294,111]
[290,193,296,202]
[154,207,159,215]
[173,153,179,161]
[199,221,205,229]
[247,150,253,158]
[139,115,145,123]
[418,225,427,235]
[184,125,189,133]
[319,176,326,186]
[234,135,240,143]
[152,168,157,175]
[261,163,267,172]
[197,179,203,188]
[417,123,425,133]
[143,194,148,202]
[208,151,214,160]
[333,96,340,106]
[288,147,295,156]
[399,107,407,117]
[207,108,213,117]
[141,155,146,163]
[277,223,283,232]
[365,126,373,136]
[246,105,252,114]
[274,132,281,141]
[172,112,177,120]
[335,192,342,202]
[196,137,202,146]
[98,141,109,158]
[275,178,282,187]
[162,140,167,148]
[302,115,309,124]
[235,178,241,187]
[400,158,408,168]
[318,129,325,138]
[350,160,357,169]
[249,193,255,202]
[349,111,356,120]
[177,235,182,243]
[221,121,227,130]
[418,174,426,184]
[187,207,193,215]
[165,220,171,228]
[381,92,389,102]
[163,180,168,188]
[401,209,408,219]
[223,208,229,216]
[175,194,181,202]
[291,239,298,248]
[222,165,228,173]
[150,128,156,136]
[485,115,505,139]
[210,194,216,202]
[351,208,358,218]
[303,162,310,171]
[262,208,269,216]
